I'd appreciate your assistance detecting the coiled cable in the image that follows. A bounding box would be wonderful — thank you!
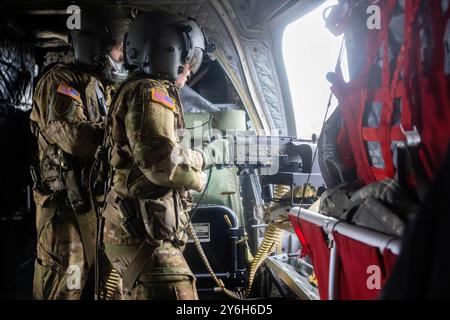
[187,218,285,300]
[244,220,284,297]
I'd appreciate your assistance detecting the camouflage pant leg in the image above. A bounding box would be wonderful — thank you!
[104,240,198,300]
[33,198,96,300]
[131,273,198,300]
[131,241,198,300]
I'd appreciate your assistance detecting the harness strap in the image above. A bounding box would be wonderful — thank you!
[333,0,423,184]
[74,212,95,270]
[375,0,421,179]
[121,240,158,295]
[31,121,50,152]
[36,201,57,245]
[104,189,160,295]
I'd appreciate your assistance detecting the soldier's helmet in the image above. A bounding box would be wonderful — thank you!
[124,11,215,81]
[70,7,131,83]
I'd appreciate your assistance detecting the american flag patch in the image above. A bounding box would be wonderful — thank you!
[150,88,176,111]
[57,83,81,103]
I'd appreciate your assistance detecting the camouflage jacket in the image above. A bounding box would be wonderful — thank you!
[30,63,108,202]
[106,73,204,245]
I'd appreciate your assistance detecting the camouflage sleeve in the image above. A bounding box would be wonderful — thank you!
[125,81,204,192]
[31,68,103,157]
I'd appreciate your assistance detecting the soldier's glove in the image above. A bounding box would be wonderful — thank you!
[198,138,231,170]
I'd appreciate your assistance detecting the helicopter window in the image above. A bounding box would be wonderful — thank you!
[282,0,349,140]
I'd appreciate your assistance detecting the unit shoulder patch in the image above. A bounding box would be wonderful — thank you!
[57,83,82,103]
[150,88,176,111]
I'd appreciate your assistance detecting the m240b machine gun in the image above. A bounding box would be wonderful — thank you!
[217,134,325,205]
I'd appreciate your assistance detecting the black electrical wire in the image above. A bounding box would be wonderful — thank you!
[182,113,215,230]
[186,114,214,130]
[184,165,213,228]
[88,150,104,300]
[295,37,346,228]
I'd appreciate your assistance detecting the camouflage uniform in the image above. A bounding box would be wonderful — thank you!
[103,74,204,300]
[30,63,108,300]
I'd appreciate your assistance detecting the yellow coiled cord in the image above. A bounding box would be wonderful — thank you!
[244,220,284,297]
[187,219,285,300]
[187,222,245,299]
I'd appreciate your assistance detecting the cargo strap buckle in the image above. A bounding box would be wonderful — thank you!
[399,125,421,148]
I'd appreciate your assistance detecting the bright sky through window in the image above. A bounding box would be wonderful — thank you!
[283,0,349,139]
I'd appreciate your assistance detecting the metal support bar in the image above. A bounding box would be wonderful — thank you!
[289,207,337,227]
[385,239,402,255]
[289,207,401,254]
[261,172,325,187]
[332,221,401,254]
[251,224,268,229]
[327,233,339,300]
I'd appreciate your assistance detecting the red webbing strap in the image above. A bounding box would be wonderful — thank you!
[347,0,398,184]
[350,0,398,181]
[362,0,420,179]
[341,92,375,184]
[331,67,369,182]
[395,82,412,130]
[391,0,420,131]
[390,0,420,94]
[362,126,404,141]
[377,6,396,178]
[392,0,420,159]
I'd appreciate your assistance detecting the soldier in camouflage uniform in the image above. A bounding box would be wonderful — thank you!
[102,11,229,300]
[30,9,130,300]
